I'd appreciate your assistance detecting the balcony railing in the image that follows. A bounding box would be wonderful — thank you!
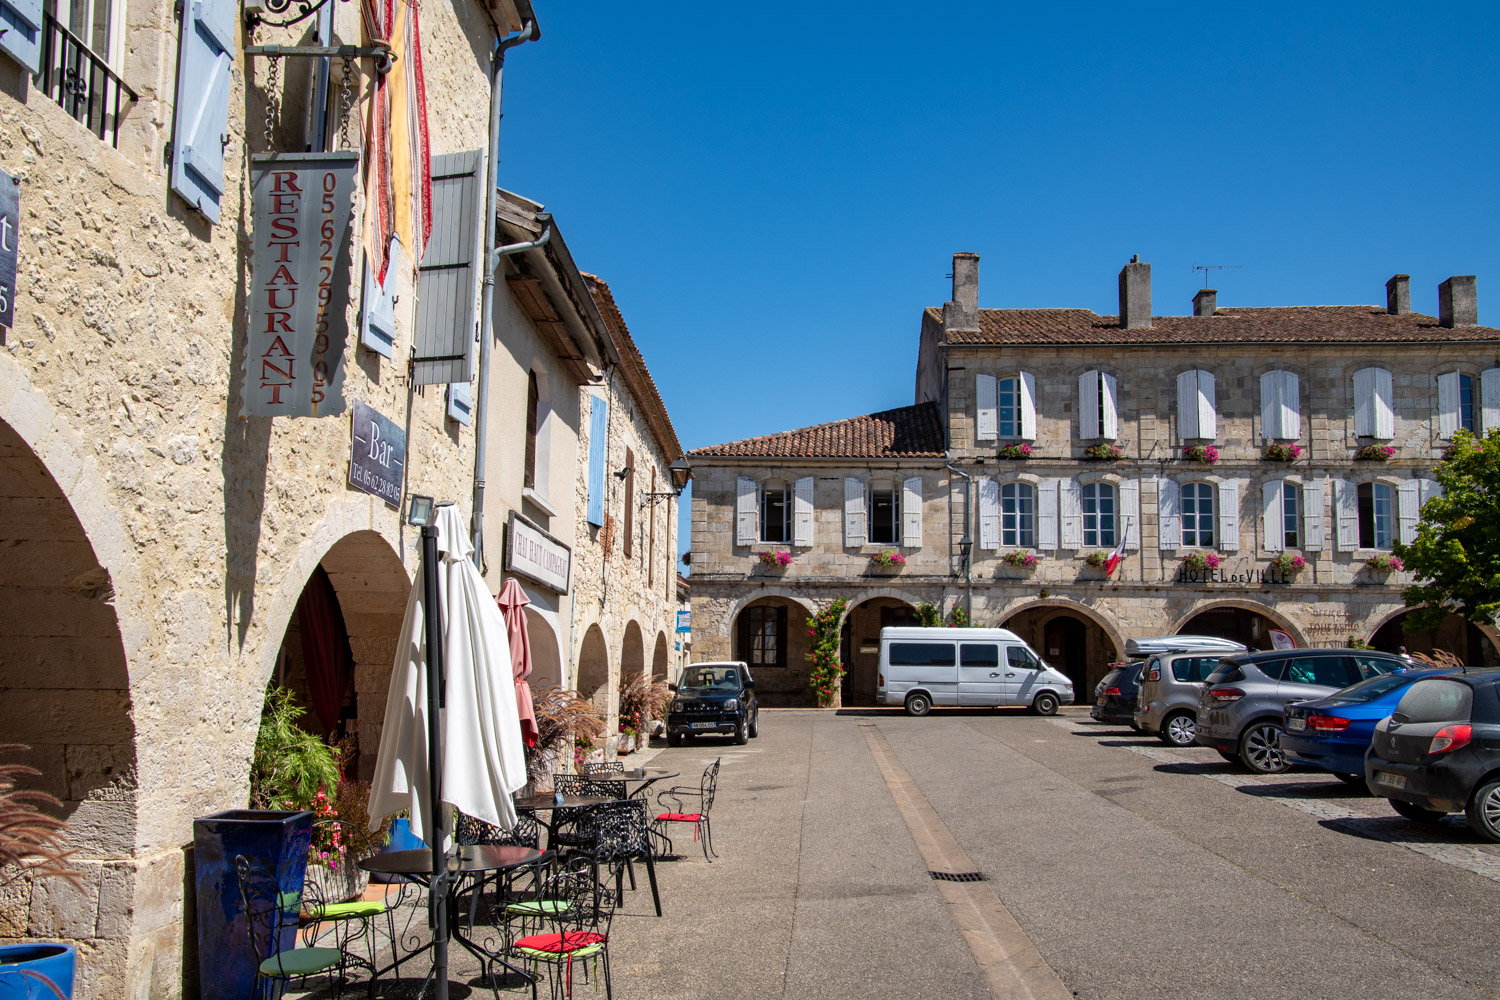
[39,12,136,148]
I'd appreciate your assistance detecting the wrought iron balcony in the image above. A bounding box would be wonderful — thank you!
[39,12,137,149]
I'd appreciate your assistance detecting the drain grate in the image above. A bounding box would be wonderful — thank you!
[929,870,987,882]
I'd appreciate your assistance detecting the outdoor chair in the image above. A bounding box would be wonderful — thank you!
[653,758,720,862]
[581,761,624,775]
[506,855,617,1000]
[457,809,541,850]
[550,774,627,851]
[235,854,370,1000]
[585,798,662,917]
[303,818,414,977]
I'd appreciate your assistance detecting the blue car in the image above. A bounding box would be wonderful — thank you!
[1282,667,1461,784]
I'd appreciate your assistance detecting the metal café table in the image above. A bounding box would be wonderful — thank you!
[358,844,543,997]
[614,767,679,798]
[514,794,618,848]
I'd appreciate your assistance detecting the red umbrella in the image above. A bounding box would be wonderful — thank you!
[495,578,539,746]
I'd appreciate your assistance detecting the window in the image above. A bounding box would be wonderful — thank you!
[1250,658,1288,681]
[1280,482,1300,549]
[1180,482,1215,547]
[738,606,787,668]
[523,370,539,489]
[869,485,901,544]
[1081,482,1116,548]
[760,480,791,543]
[1394,679,1473,724]
[1460,373,1477,434]
[889,643,956,667]
[1351,654,1401,681]
[1357,482,1394,549]
[1007,646,1041,671]
[1000,482,1035,547]
[1170,656,1219,683]
[1353,367,1394,440]
[998,378,1020,438]
[960,644,999,668]
[1078,370,1118,440]
[1285,656,1359,688]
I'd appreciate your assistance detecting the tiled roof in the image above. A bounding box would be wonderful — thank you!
[929,305,1500,346]
[690,402,945,459]
[583,275,684,462]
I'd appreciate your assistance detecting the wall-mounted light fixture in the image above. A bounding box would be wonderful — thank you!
[640,457,693,509]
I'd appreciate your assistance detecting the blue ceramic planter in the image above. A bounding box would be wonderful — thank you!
[369,817,425,884]
[0,942,76,999]
[192,809,312,1000]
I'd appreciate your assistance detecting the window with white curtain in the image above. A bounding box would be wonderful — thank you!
[1181,482,1216,547]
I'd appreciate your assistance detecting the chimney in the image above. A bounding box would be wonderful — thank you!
[1438,275,1477,328]
[1192,288,1217,317]
[943,252,980,332]
[1385,274,1410,315]
[1118,255,1151,329]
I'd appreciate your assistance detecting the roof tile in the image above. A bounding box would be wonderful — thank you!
[689,402,945,459]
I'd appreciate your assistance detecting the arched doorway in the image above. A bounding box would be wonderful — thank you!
[1370,610,1500,668]
[651,631,669,681]
[839,597,918,707]
[1001,604,1120,702]
[578,624,610,713]
[621,620,645,694]
[525,607,562,689]
[1177,604,1285,652]
[731,596,812,706]
[0,417,137,978]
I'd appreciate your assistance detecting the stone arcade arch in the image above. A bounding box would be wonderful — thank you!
[525,607,563,690]
[651,631,669,681]
[839,595,920,707]
[577,624,610,713]
[1173,599,1304,652]
[621,620,645,692]
[999,600,1124,702]
[1367,608,1500,668]
[730,595,814,706]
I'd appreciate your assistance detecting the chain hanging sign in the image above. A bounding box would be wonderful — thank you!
[245,152,359,417]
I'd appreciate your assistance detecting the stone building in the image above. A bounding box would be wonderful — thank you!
[688,253,1500,708]
[0,0,538,996]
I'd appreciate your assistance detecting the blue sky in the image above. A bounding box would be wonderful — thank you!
[492,2,1500,560]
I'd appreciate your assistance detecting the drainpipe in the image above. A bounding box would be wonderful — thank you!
[946,462,973,620]
[469,16,540,570]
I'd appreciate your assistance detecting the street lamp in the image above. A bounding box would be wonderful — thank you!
[640,456,693,508]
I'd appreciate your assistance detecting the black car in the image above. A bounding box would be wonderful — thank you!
[666,661,760,747]
[1366,669,1500,841]
[1091,661,1144,727]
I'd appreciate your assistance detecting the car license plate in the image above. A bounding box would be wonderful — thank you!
[1375,771,1406,789]
[690,722,716,730]
[1288,718,1306,731]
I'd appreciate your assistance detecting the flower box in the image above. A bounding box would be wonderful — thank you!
[757,550,792,569]
[1355,444,1396,461]
[1262,443,1302,462]
[1002,551,1038,569]
[1365,554,1403,573]
[1267,552,1306,577]
[1083,551,1110,569]
[1181,444,1220,464]
[1181,551,1222,573]
[868,551,907,572]
[1084,444,1124,461]
[998,443,1032,460]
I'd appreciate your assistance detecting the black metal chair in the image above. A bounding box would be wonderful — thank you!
[506,854,617,1000]
[550,774,626,851]
[235,854,369,999]
[580,761,624,775]
[653,758,721,862]
[457,809,541,850]
[586,798,662,917]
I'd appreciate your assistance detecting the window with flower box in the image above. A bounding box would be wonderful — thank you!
[1180,482,1215,548]
[1081,482,1116,548]
[1000,482,1035,547]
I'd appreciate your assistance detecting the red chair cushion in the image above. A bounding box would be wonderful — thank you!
[513,931,606,954]
[656,812,703,822]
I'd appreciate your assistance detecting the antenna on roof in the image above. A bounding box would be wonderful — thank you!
[1193,263,1242,289]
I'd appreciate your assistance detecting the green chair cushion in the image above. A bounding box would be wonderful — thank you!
[503,899,573,916]
[315,899,386,919]
[260,947,342,977]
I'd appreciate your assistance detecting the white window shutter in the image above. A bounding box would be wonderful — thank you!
[1420,478,1444,506]
[978,477,1000,550]
[1158,477,1180,551]
[1397,479,1420,545]
[413,151,484,385]
[1101,372,1119,440]
[1374,368,1395,439]
[1036,479,1059,551]
[1120,478,1140,551]
[1281,371,1301,439]
[1217,479,1242,552]
[1437,372,1461,439]
[1260,371,1282,442]
[446,382,472,425]
[360,238,402,358]
[1262,481,1284,553]
[1482,369,1500,433]
[902,476,923,548]
[793,477,815,547]
[844,477,866,548]
[170,0,237,223]
[585,396,608,527]
[1177,370,1199,440]
[976,374,998,442]
[1079,370,1100,440]
[1197,371,1217,440]
[1019,372,1037,441]
[737,477,758,546]
[0,0,42,74]
[1334,480,1358,551]
[1353,368,1376,438]
[1302,480,1326,552]
[1059,479,1083,549]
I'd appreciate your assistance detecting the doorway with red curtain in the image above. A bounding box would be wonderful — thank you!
[273,565,357,776]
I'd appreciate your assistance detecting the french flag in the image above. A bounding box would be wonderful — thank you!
[1102,529,1129,578]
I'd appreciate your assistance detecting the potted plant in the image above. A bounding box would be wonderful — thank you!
[1355,444,1396,461]
[1002,551,1038,571]
[1263,443,1303,462]
[618,675,671,756]
[1268,552,1307,578]
[757,550,792,570]
[998,443,1032,460]
[868,551,906,572]
[0,744,84,1000]
[914,601,941,627]
[1084,443,1124,461]
[1181,551,1222,573]
[1083,551,1111,569]
[527,687,605,788]
[1181,444,1220,464]
[1365,553,1404,574]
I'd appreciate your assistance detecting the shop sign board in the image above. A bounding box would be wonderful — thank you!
[245,152,359,417]
[348,400,405,507]
[0,167,18,328]
[506,511,571,594]
[676,610,691,634]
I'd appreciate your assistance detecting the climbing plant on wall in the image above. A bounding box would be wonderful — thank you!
[806,596,849,708]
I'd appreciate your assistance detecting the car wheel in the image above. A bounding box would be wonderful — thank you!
[1159,712,1197,748]
[1239,722,1288,774]
[1465,779,1500,842]
[748,711,760,738]
[1031,692,1060,716]
[734,717,749,745]
[1389,798,1447,824]
[905,692,932,717]
[1334,773,1369,792]
[667,733,682,748]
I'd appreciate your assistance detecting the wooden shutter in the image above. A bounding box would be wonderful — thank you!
[1036,479,1058,551]
[1397,479,1420,545]
[1120,478,1140,551]
[446,381,472,425]
[1079,370,1100,440]
[1101,372,1119,440]
[1260,371,1282,441]
[737,477,758,546]
[902,476,923,548]
[1177,370,1200,440]
[523,370,539,489]
[0,0,41,74]
[975,374,998,442]
[793,477,814,547]
[1280,371,1301,439]
[1355,367,1394,439]
[1481,369,1500,433]
[585,395,608,526]
[1196,371,1216,439]
[1158,477,1180,551]
[844,478,866,547]
[1437,372,1461,439]
[1373,368,1395,439]
[1420,478,1444,506]
[1302,480,1326,552]
[360,239,401,358]
[1019,372,1037,440]
[1333,480,1358,551]
[1059,479,1083,549]
[169,0,236,222]
[412,150,483,386]
[1262,481,1284,554]
[1217,479,1242,551]
[978,477,1000,550]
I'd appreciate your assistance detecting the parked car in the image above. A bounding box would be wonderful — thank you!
[1282,667,1460,785]
[1091,661,1145,727]
[1131,636,1249,747]
[666,662,759,746]
[1366,669,1500,841]
[1195,649,1407,773]
[876,627,1073,716]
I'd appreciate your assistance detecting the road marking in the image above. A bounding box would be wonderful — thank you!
[1049,717,1500,884]
[861,724,1073,1000]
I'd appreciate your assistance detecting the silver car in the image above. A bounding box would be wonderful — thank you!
[1130,636,1248,747]
[1194,649,1408,772]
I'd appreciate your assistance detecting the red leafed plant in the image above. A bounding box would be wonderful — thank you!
[0,744,83,890]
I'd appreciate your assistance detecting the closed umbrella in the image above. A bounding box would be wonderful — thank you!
[496,578,539,747]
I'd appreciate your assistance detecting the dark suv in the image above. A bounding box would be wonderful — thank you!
[666,661,759,747]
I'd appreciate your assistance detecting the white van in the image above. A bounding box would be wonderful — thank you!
[876,626,1075,717]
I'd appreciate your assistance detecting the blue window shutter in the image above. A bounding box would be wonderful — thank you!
[169,0,236,223]
[446,381,472,425]
[586,395,608,526]
[360,238,400,358]
[413,149,483,385]
[0,0,42,75]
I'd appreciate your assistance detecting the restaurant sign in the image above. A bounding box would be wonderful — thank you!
[505,511,571,594]
[348,400,405,507]
[245,152,359,417]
